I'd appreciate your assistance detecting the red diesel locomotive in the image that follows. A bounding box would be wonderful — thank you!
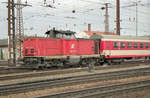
[23,30,100,68]
[23,30,150,68]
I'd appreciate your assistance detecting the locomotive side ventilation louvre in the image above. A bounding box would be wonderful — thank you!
[31,49,34,54]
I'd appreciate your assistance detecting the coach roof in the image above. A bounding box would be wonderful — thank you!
[90,34,150,41]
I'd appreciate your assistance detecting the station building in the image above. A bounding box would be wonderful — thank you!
[76,31,116,38]
[0,39,23,61]
[0,39,8,61]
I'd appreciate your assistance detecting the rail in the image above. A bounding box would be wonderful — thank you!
[0,67,150,95]
[34,79,150,98]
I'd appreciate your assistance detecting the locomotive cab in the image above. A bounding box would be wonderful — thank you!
[45,29,76,39]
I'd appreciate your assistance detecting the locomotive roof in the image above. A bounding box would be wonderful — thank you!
[90,34,150,41]
[45,29,75,34]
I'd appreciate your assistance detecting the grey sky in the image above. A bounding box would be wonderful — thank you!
[0,0,150,38]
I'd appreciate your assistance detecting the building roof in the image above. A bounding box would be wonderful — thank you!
[0,39,8,47]
[84,31,116,36]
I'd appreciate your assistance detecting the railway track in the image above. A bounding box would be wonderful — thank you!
[0,60,149,81]
[0,67,34,74]
[34,79,150,98]
[0,67,150,96]
[0,59,149,75]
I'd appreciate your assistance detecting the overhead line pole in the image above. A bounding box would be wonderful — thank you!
[105,3,109,33]
[15,0,31,58]
[8,0,11,64]
[8,0,16,65]
[136,2,138,36]
[116,0,120,35]
[12,0,16,65]
[7,0,31,65]
[132,0,141,36]
[135,0,141,36]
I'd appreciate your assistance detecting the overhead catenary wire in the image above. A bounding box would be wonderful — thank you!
[26,0,150,24]
[2,0,150,38]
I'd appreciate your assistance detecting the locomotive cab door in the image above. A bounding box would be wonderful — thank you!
[99,40,101,55]
[94,41,98,54]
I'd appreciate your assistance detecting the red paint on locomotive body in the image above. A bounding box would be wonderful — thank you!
[23,38,62,56]
[23,38,96,57]
[78,40,96,55]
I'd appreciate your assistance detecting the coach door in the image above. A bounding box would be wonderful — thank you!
[107,41,111,56]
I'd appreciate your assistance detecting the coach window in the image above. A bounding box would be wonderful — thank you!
[134,43,138,48]
[140,43,144,48]
[121,42,125,49]
[146,43,149,49]
[113,42,118,49]
[127,42,132,49]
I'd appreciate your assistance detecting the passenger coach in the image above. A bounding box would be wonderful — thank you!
[91,34,150,60]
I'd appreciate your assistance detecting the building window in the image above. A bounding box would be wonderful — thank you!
[134,43,138,49]
[140,43,143,48]
[127,42,132,49]
[113,42,118,49]
[121,42,125,49]
[145,43,149,49]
